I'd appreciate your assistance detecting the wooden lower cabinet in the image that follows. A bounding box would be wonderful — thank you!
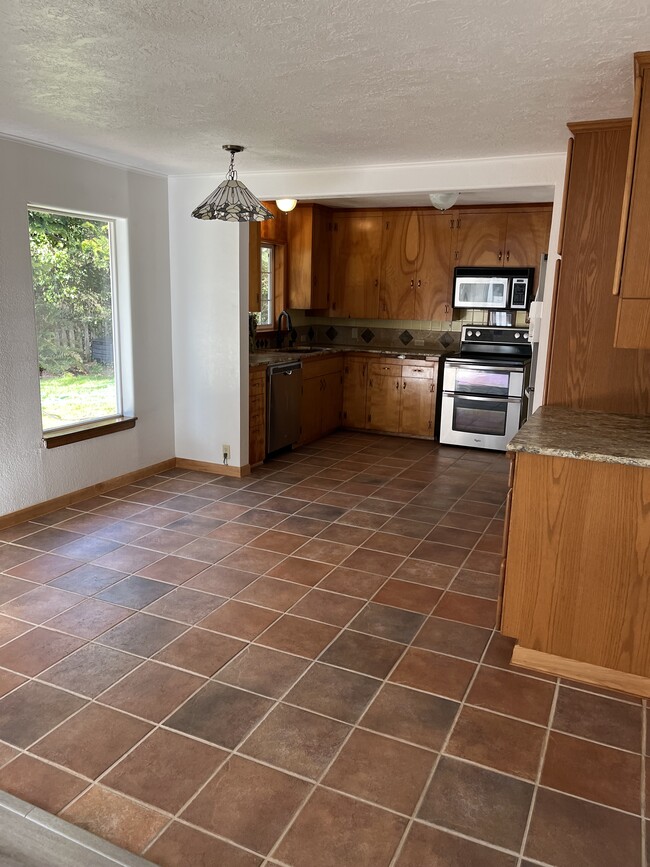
[299,356,344,445]
[501,451,650,695]
[249,367,266,465]
[367,364,402,431]
[400,372,435,437]
[342,356,368,429]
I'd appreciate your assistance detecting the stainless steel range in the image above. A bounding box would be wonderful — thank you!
[440,326,531,451]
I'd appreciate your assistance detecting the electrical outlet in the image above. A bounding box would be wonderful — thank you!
[222,444,231,464]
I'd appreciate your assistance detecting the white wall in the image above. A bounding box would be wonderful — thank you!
[168,177,249,468]
[0,138,175,515]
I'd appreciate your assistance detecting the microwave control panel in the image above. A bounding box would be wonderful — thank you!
[510,278,528,309]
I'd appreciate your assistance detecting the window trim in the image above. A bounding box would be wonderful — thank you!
[256,242,275,331]
[28,204,127,438]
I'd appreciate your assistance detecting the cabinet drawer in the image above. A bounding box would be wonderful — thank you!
[402,364,436,380]
[369,361,402,378]
[302,355,344,380]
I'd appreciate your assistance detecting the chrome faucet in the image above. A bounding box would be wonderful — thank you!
[277,309,293,348]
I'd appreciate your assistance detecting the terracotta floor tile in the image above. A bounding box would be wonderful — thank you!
[425,525,482,549]
[167,513,227,535]
[46,598,132,639]
[7,553,83,583]
[98,612,185,656]
[103,728,227,813]
[39,643,141,697]
[93,519,153,543]
[233,507,284,529]
[0,575,36,605]
[439,512,491,532]
[209,522,263,544]
[446,705,545,780]
[99,660,203,722]
[362,532,418,557]
[166,681,273,748]
[0,681,86,747]
[318,565,387,598]
[433,591,497,628]
[475,533,503,553]
[197,501,250,521]
[185,564,257,596]
[340,547,404,576]
[220,546,285,574]
[361,682,458,750]
[236,575,309,611]
[372,578,442,614]
[49,564,126,596]
[419,755,533,850]
[0,754,87,813]
[136,554,209,584]
[317,524,374,546]
[541,731,641,813]
[0,669,26,698]
[300,502,348,521]
[552,685,642,752]
[0,627,84,676]
[145,822,262,867]
[199,599,280,640]
[93,545,162,573]
[389,647,476,700]
[289,588,365,626]
[266,556,333,587]
[249,529,309,554]
[163,493,216,513]
[395,822,517,867]
[61,785,168,855]
[350,602,424,644]
[411,541,468,568]
[320,629,404,679]
[242,702,350,779]
[255,613,339,658]
[392,558,457,589]
[215,644,309,698]
[276,787,407,867]
[31,703,151,779]
[525,787,642,867]
[462,550,502,575]
[1,585,84,624]
[154,627,245,675]
[143,586,225,623]
[467,666,556,725]
[0,545,40,571]
[181,754,310,855]
[96,575,173,610]
[450,568,500,599]
[53,536,121,563]
[133,527,197,554]
[275,515,330,536]
[285,662,380,723]
[294,538,357,566]
[19,527,83,552]
[174,537,241,564]
[0,614,32,645]
[324,728,434,814]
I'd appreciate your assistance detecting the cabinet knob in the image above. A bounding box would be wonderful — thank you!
[403,381,407,389]
[374,278,379,288]
[417,279,421,288]
[410,279,414,289]
[395,381,399,389]
[506,250,510,262]
[498,250,503,261]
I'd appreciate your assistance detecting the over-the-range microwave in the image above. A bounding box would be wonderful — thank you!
[453,267,535,310]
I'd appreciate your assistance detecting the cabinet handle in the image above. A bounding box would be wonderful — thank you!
[413,368,422,372]
[449,218,454,228]
[410,279,414,289]
[454,251,459,260]
[417,279,421,288]
[506,250,510,262]
[395,381,400,389]
[374,278,379,288]
[498,250,503,261]
[403,381,407,389]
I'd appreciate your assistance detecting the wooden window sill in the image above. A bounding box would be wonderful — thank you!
[43,417,137,449]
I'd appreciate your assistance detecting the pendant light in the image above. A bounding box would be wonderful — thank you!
[429,192,460,211]
[192,145,274,222]
[276,198,298,212]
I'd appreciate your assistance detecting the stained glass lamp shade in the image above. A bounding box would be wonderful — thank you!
[192,145,274,222]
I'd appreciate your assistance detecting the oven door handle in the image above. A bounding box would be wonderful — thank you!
[445,363,523,375]
[442,392,522,403]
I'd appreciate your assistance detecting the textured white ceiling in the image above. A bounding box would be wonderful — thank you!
[0,0,648,174]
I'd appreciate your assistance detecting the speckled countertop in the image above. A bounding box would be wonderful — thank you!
[249,346,445,368]
[507,405,650,468]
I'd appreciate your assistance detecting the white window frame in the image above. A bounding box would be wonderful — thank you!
[259,241,275,329]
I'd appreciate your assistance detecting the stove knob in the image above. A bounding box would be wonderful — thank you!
[524,331,529,339]
[475,330,481,337]
[467,330,473,337]
[514,332,520,338]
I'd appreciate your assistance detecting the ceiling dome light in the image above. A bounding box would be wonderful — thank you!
[429,192,460,211]
[276,198,298,212]
[192,145,274,222]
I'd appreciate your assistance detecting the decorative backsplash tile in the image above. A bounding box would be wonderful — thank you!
[325,326,338,341]
[399,330,413,345]
[361,328,375,344]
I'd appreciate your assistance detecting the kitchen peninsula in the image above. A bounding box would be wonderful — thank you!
[500,405,650,697]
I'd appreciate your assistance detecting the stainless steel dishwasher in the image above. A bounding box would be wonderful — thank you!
[266,360,303,454]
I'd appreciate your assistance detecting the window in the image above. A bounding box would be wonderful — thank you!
[259,243,274,327]
[28,208,124,435]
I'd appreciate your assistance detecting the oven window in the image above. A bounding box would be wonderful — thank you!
[453,397,508,436]
[455,368,510,396]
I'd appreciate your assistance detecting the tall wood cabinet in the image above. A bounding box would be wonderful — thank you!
[299,355,343,445]
[287,204,331,310]
[329,212,382,317]
[545,118,650,415]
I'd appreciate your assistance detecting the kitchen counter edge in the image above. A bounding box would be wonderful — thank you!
[250,347,446,369]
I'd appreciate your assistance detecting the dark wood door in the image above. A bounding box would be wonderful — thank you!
[379,211,417,319]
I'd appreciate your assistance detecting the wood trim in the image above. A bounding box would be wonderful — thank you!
[541,257,562,404]
[0,458,176,530]
[556,135,574,257]
[43,417,136,449]
[567,117,633,134]
[511,645,650,699]
[612,79,643,296]
[175,458,251,479]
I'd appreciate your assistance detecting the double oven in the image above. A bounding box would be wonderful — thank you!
[440,327,531,451]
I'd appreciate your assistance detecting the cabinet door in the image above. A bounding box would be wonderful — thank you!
[249,223,262,312]
[330,213,382,318]
[342,359,368,428]
[455,213,508,267]
[312,206,331,309]
[415,213,454,321]
[504,210,552,267]
[249,371,266,464]
[322,371,343,434]
[379,211,417,319]
[287,205,330,310]
[260,201,288,244]
[367,372,401,431]
[299,375,323,445]
[399,377,435,437]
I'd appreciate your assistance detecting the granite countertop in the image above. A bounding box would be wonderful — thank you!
[507,405,650,468]
[250,345,445,368]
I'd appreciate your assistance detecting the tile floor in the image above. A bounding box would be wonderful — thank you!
[0,431,644,867]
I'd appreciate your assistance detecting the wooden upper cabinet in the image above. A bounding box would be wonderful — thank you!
[260,201,288,245]
[455,212,508,267]
[415,213,454,321]
[379,211,418,319]
[287,204,331,309]
[504,210,552,267]
[248,222,262,312]
[330,212,382,318]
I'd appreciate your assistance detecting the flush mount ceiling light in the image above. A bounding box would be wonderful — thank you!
[276,198,298,212]
[429,192,460,211]
[192,145,274,222]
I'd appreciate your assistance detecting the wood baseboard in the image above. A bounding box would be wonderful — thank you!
[175,458,251,479]
[0,458,176,530]
[511,645,650,699]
